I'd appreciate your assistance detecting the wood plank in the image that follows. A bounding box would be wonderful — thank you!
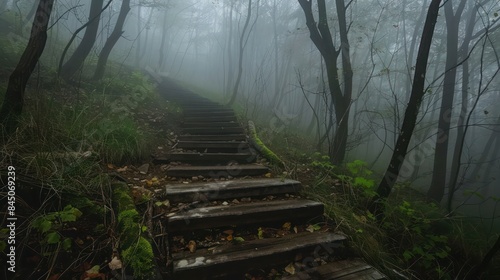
[172,231,346,280]
[182,127,245,135]
[182,122,240,128]
[166,199,324,232]
[166,164,268,178]
[183,116,238,123]
[186,111,235,117]
[281,259,386,280]
[177,134,247,141]
[162,178,302,203]
[155,152,257,164]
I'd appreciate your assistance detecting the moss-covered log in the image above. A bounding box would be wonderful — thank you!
[248,120,284,167]
[112,182,155,279]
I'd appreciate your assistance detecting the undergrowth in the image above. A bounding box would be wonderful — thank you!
[255,124,500,279]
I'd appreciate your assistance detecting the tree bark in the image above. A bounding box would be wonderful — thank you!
[59,0,105,80]
[227,0,253,106]
[93,0,131,80]
[0,0,55,135]
[370,0,442,218]
[427,0,467,202]
[297,0,352,164]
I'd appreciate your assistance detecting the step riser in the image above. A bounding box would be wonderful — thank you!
[167,200,324,232]
[164,179,302,203]
[156,153,257,165]
[166,165,269,178]
[182,128,245,135]
[177,135,247,141]
[177,141,249,149]
[183,117,238,123]
[182,122,240,128]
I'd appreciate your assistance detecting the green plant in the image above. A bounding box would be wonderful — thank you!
[384,200,452,277]
[31,205,82,253]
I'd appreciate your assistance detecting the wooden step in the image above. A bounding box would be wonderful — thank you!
[166,199,324,232]
[155,152,256,164]
[162,178,302,203]
[172,231,346,279]
[183,116,238,123]
[183,108,233,114]
[182,127,245,135]
[182,122,240,128]
[281,259,387,280]
[187,111,235,117]
[176,141,250,153]
[177,134,247,141]
[166,164,268,178]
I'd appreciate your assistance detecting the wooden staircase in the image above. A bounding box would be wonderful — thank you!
[152,79,386,279]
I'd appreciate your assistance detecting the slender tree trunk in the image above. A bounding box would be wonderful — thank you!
[466,234,500,280]
[224,1,234,97]
[0,0,54,135]
[447,2,477,211]
[93,0,130,80]
[227,0,253,106]
[370,0,442,218]
[427,0,467,202]
[59,0,105,80]
[135,5,142,67]
[298,0,352,164]
[158,10,169,71]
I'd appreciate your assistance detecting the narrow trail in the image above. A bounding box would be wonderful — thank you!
[152,78,386,279]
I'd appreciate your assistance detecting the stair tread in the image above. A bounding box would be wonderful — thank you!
[172,231,346,279]
[162,178,302,203]
[166,199,324,232]
[166,164,269,177]
[177,134,246,141]
[281,259,387,280]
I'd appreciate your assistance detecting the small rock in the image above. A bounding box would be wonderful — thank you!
[160,165,169,171]
[138,163,149,174]
[241,197,251,202]
[232,199,240,204]
[222,201,229,206]
[227,175,233,179]
[198,175,204,180]
[192,176,199,182]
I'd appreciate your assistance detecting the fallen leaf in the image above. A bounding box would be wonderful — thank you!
[108,256,122,270]
[284,263,295,275]
[282,222,291,231]
[187,240,197,253]
[107,163,115,169]
[233,237,245,243]
[293,226,298,233]
[257,227,264,239]
[265,172,272,178]
[223,229,234,235]
[116,166,127,172]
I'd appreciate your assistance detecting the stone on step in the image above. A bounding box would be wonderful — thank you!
[281,259,387,280]
[166,164,268,178]
[166,199,324,232]
[172,231,346,279]
[163,178,302,203]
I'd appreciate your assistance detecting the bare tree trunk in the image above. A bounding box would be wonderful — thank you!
[227,0,255,106]
[59,0,107,80]
[370,0,442,218]
[0,0,55,135]
[427,0,467,202]
[93,0,131,80]
[297,0,352,164]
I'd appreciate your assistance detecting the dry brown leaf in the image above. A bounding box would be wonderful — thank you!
[264,172,272,178]
[282,222,291,231]
[187,240,197,253]
[223,229,234,235]
[293,226,298,233]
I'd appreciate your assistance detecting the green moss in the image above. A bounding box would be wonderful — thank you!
[248,121,284,167]
[112,182,155,278]
[122,237,154,279]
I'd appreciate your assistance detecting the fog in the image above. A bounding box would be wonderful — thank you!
[3,0,500,228]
